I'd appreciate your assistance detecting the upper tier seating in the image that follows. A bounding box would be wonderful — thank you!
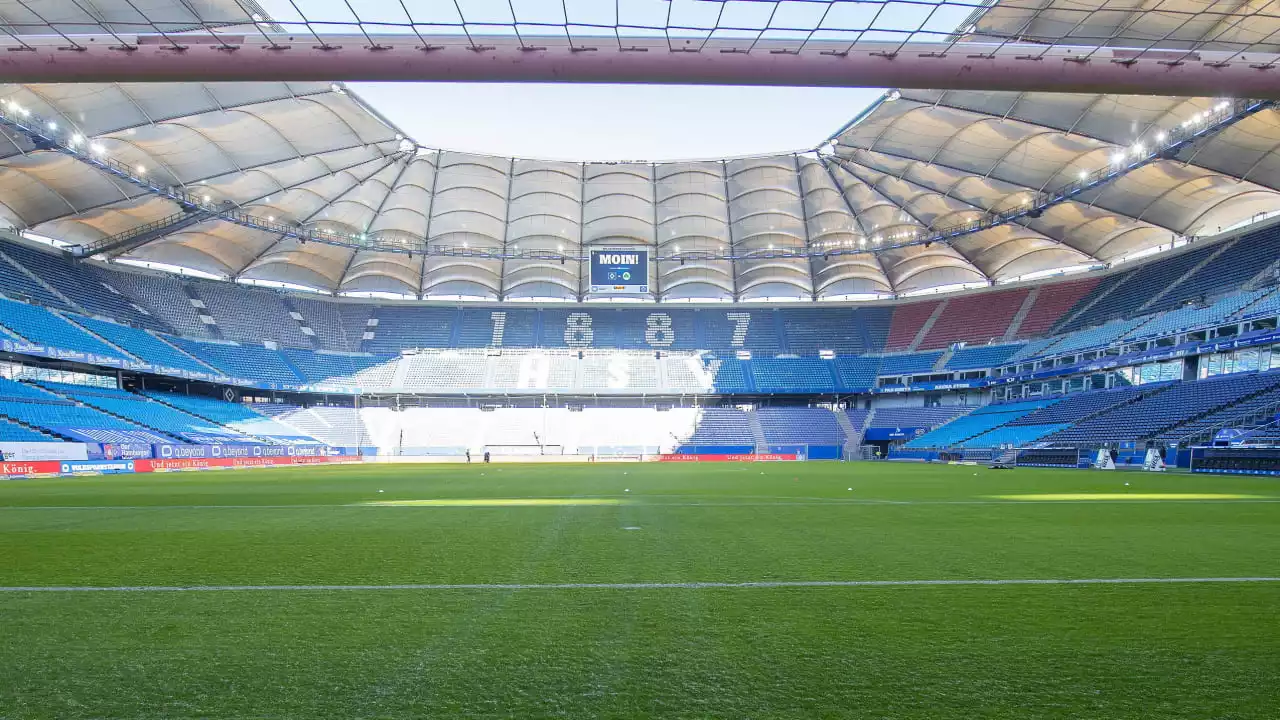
[98,269,214,338]
[144,391,318,443]
[364,306,458,353]
[71,316,210,375]
[884,301,938,351]
[755,407,844,445]
[0,298,129,361]
[0,242,166,331]
[779,307,891,355]
[457,308,539,349]
[1037,318,1145,357]
[1016,278,1098,339]
[193,283,310,348]
[0,253,72,310]
[919,290,1028,349]
[1062,245,1218,331]
[1124,290,1268,340]
[290,297,370,352]
[1146,228,1280,313]
[1044,372,1280,445]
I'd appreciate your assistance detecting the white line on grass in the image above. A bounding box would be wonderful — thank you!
[0,498,1278,511]
[1,577,1277,593]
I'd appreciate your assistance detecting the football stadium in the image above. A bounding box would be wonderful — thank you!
[1,0,1279,716]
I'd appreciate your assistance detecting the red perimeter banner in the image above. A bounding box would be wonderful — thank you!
[135,455,354,472]
[0,460,63,477]
[657,453,798,462]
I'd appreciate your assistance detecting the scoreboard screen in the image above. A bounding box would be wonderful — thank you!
[589,249,649,294]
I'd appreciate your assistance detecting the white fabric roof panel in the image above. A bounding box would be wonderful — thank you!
[5,0,1280,301]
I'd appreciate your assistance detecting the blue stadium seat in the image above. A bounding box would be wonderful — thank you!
[0,297,129,361]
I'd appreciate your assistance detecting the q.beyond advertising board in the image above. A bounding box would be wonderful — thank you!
[590,249,649,294]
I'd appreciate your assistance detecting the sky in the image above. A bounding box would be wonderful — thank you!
[250,0,972,161]
[350,83,885,161]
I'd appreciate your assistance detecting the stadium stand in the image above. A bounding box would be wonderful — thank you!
[170,339,303,385]
[945,344,1024,371]
[904,400,1057,448]
[0,242,165,331]
[193,283,310,348]
[0,379,171,444]
[1145,229,1280,313]
[1005,386,1147,426]
[879,352,943,376]
[1015,278,1098,339]
[0,252,74,310]
[1044,372,1280,445]
[884,301,938,351]
[751,358,837,394]
[282,350,398,390]
[869,405,973,430]
[682,408,755,447]
[97,269,215,338]
[755,407,844,446]
[0,298,129,361]
[70,316,210,375]
[364,306,458,353]
[250,404,372,447]
[919,290,1028,349]
[33,381,256,444]
[833,356,881,392]
[143,391,319,444]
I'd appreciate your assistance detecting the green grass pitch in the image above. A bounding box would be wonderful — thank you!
[2,461,1279,718]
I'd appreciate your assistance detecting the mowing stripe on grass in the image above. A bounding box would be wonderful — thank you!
[992,493,1267,501]
[1,577,1278,593]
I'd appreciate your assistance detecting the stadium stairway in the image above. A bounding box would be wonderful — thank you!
[1003,288,1039,341]
[1137,240,1236,313]
[931,348,953,372]
[907,302,947,351]
[746,409,769,453]
[835,408,863,449]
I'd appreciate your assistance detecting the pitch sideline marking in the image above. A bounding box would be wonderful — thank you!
[1,498,1279,511]
[0,577,1277,593]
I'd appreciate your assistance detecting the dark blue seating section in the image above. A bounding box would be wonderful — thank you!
[0,253,72,310]
[834,357,881,391]
[945,344,1023,370]
[879,352,942,376]
[0,242,167,331]
[684,407,754,446]
[1146,229,1280,313]
[1007,386,1146,426]
[1045,372,1280,445]
[870,406,972,429]
[755,407,844,445]
[751,359,837,394]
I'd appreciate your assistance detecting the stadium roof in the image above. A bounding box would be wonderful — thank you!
[0,0,1279,302]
